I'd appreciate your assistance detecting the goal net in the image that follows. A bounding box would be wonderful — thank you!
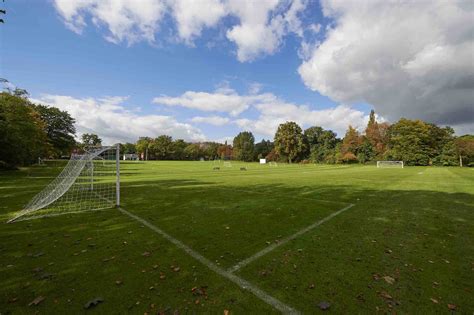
[224,161,232,167]
[377,161,404,168]
[269,162,278,167]
[8,145,120,223]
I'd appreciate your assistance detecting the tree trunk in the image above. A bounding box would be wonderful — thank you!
[459,155,463,167]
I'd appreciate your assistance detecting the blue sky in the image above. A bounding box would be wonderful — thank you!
[2,0,472,143]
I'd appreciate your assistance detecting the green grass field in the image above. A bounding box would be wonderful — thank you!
[1,161,473,314]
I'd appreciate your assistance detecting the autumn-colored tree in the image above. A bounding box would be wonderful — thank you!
[365,110,390,158]
[274,121,306,163]
[341,125,362,158]
[217,141,233,160]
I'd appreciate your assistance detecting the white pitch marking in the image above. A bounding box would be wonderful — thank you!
[228,203,355,273]
[7,207,113,223]
[117,206,299,314]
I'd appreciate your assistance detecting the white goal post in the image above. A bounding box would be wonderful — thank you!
[377,161,404,168]
[8,145,120,223]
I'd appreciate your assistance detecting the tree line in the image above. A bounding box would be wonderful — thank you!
[1,91,473,169]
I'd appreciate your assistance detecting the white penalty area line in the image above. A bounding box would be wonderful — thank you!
[117,206,299,315]
[227,203,355,273]
[6,207,114,223]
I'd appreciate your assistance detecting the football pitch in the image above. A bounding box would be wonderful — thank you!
[1,161,473,313]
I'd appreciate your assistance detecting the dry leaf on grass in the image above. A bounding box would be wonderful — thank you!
[29,296,45,306]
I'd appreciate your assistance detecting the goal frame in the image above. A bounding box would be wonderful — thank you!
[7,144,120,223]
[376,160,404,168]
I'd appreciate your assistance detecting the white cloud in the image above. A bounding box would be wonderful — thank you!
[226,0,307,62]
[53,0,308,61]
[31,94,205,144]
[169,0,227,44]
[234,103,368,138]
[152,87,275,116]
[298,0,474,133]
[154,85,369,138]
[191,115,230,126]
[308,23,321,33]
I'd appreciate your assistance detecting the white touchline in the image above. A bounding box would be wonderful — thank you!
[117,206,299,314]
[227,203,355,273]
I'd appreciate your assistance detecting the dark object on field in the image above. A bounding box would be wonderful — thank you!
[240,167,247,171]
[317,301,331,310]
[213,167,220,170]
[84,297,104,309]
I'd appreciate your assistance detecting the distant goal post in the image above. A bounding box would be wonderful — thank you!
[377,161,404,168]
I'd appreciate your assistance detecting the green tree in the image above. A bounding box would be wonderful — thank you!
[274,122,306,163]
[81,133,102,147]
[0,93,49,167]
[455,135,474,166]
[136,137,152,160]
[184,143,202,160]
[387,119,457,166]
[33,104,76,157]
[357,136,375,163]
[122,143,136,154]
[201,142,220,160]
[304,126,339,163]
[233,131,255,161]
[171,139,188,160]
[254,139,274,160]
[150,135,173,160]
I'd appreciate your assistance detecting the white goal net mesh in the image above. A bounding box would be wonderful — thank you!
[377,161,404,168]
[8,146,119,223]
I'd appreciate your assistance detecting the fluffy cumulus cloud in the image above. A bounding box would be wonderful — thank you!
[31,95,205,144]
[298,0,474,133]
[53,0,167,44]
[53,0,307,61]
[153,86,368,137]
[225,0,307,61]
[152,86,275,116]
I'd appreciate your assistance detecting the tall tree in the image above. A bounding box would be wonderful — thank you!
[339,126,362,163]
[304,126,338,163]
[0,93,49,167]
[135,137,152,160]
[233,131,255,161]
[274,121,305,163]
[81,133,102,147]
[365,110,390,158]
[150,135,173,160]
[33,104,76,157]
